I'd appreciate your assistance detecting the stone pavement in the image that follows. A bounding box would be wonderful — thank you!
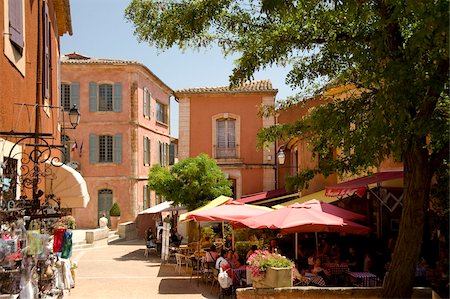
[66,239,219,299]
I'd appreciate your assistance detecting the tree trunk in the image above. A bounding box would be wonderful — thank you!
[382,142,431,298]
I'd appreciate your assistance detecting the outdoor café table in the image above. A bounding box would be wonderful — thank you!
[303,273,327,287]
[323,263,350,275]
[347,271,380,287]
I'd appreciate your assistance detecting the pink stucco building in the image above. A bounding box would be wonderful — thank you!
[175,81,277,199]
[61,53,173,228]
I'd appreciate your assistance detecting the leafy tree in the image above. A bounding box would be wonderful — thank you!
[125,1,448,297]
[147,154,232,210]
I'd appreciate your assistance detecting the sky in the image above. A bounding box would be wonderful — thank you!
[61,0,299,137]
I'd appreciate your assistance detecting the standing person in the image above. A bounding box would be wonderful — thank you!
[99,213,108,229]
[215,249,230,270]
[206,245,219,263]
[246,245,258,260]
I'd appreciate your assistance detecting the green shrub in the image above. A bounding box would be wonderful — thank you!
[109,202,121,217]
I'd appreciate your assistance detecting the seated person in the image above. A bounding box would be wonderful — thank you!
[205,244,218,263]
[145,228,156,247]
[226,249,240,268]
[246,245,258,260]
[268,239,281,254]
[215,249,230,270]
[170,229,181,246]
[346,247,363,272]
[311,257,331,283]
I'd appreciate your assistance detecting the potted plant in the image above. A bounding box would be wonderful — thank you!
[247,250,294,288]
[109,202,121,230]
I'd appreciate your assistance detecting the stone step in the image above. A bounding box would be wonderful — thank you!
[72,242,94,250]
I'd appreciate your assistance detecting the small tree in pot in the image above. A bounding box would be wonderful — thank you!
[109,202,121,230]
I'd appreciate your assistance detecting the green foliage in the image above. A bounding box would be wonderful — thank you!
[201,226,216,242]
[126,1,448,296]
[147,154,232,210]
[109,202,121,217]
[62,216,76,230]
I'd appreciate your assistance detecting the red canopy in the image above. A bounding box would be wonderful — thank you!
[325,171,403,198]
[186,201,272,222]
[236,202,370,235]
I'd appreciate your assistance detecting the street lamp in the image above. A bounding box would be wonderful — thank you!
[277,148,286,165]
[68,104,81,129]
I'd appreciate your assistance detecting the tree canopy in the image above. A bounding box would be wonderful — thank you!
[147,154,232,210]
[126,1,448,297]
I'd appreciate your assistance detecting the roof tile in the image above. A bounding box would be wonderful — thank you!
[175,80,277,94]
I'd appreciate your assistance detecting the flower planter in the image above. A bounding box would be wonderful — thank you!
[252,267,293,289]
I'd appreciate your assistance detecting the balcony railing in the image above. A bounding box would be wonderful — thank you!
[215,147,237,159]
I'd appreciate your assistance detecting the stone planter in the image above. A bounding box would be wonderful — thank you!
[110,216,120,230]
[252,267,293,289]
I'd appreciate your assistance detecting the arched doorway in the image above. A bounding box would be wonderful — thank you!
[98,189,113,225]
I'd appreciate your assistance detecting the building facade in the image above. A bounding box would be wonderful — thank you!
[175,80,277,199]
[0,0,73,203]
[61,53,173,228]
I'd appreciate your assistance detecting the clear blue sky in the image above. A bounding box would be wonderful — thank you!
[61,0,298,137]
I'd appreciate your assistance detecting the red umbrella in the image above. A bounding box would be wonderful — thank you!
[236,202,370,235]
[186,201,272,222]
[300,199,366,221]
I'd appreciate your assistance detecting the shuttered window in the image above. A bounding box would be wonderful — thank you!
[60,82,79,111]
[216,118,236,158]
[89,134,122,164]
[143,88,151,117]
[90,82,122,112]
[158,141,169,166]
[8,0,24,52]
[143,185,151,209]
[143,136,151,165]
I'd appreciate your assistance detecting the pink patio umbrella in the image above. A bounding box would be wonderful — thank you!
[237,202,370,235]
[235,202,370,255]
[300,199,366,221]
[186,201,272,222]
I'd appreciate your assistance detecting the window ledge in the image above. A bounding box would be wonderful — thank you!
[156,120,168,127]
[215,158,243,164]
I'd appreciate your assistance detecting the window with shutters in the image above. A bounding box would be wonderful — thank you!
[143,136,151,166]
[158,141,169,166]
[89,82,122,113]
[61,84,71,111]
[143,88,151,118]
[4,0,26,74]
[8,0,24,52]
[216,118,236,159]
[143,185,151,209]
[99,135,113,163]
[98,84,113,111]
[156,101,168,124]
[90,133,122,164]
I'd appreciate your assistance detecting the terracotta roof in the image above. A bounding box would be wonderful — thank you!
[175,80,278,94]
[61,53,173,93]
[61,53,142,65]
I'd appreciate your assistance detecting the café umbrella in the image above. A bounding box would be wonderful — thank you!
[236,201,370,255]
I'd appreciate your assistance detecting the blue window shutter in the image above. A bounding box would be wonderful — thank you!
[114,134,122,164]
[9,0,24,51]
[89,134,98,164]
[70,82,80,108]
[143,136,147,165]
[113,82,122,112]
[89,82,97,112]
[143,88,147,117]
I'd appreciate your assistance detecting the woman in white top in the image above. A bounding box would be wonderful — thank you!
[215,249,229,270]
